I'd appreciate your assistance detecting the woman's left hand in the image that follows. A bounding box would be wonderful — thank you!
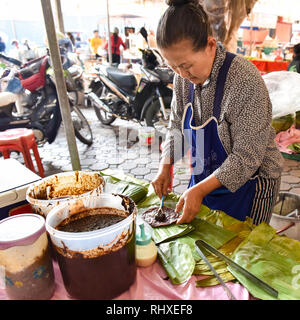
[175,185,205,224]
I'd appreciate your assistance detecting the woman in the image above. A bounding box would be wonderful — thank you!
[151,0,283,226]
[104,27,126,65]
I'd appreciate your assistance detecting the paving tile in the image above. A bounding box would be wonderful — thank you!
[130,167,150,176]
[281,175,300,184]
[119,161,138,171]
[289,169,300,176]
[280,182,291,191]
[89,163,109,171]
[106,157,125,165]
[80,158,98,166]
[289,188,300,195]
[174,184,188,195]
[143,172,157,182]
[283,159,300,167]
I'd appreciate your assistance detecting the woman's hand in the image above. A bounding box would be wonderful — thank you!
[175,185,205,224]
[151,163,172,199]
[176,174,223,224]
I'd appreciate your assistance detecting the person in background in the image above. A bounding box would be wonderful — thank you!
[90,30,102,59]
[288,43,300,73]
[151,0,282,226]
[9,40,22,62]
[104,27,126,65]
[67,32,75,47]
[0,37,6,53]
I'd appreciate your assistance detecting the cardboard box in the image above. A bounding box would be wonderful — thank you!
[0,159,41,220]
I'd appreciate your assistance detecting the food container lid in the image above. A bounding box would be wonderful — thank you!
[136,223,151,246]
[0,214,46,250]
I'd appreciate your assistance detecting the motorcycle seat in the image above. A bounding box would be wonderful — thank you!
[68,65,81,78]
[0,92,18,108]
[106,67,137,93]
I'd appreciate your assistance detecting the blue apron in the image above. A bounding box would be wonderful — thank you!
[183,52,257,221]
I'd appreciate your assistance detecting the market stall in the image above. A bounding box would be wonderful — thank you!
[1,168,299,301]
[248,58,289,73]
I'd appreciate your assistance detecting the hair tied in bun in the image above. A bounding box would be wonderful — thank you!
[166,0,197,6]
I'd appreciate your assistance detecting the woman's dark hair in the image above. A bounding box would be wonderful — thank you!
[293,43,300,56]
[156,0,212,51]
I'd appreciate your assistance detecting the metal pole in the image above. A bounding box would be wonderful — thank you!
[40,0,81,171]
[54,0,65,34]
[10,19,17,41]
[106,0,112,66]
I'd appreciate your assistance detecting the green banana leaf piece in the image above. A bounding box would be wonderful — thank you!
[101,169,149,187]
[158,241,195,285]
[229,223,300,300]
[193,261,227,275]
[137,186,180,210]
[100,171,148,204]
[152,224,195,245]
[268,235,300,262]
[287,142,300,153]
[196,272,236,287]
[155,218,236,284]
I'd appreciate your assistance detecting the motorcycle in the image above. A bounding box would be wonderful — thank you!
[0,53,92,146]
[87,30,174,132]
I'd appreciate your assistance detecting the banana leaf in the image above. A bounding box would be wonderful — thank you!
[229,223,300,300]
[196,272,236,287]
[158,242,195,285]
[156,218,237,284]
[194,261,227,275]
[287,142,300,153]
[100,171,148,204]
[137,186,180,210]
[101,169,149,187]
[152,224,195,245]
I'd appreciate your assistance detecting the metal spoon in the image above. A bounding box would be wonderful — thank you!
[155,194,166,221]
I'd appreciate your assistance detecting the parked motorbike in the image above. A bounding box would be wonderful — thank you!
[87,29,174,132]
[0,53,92,146]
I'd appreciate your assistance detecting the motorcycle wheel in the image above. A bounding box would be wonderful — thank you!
[144,96,172,131]
[94,105,116,125]
[91,85,116,125]
[71,105,93,146]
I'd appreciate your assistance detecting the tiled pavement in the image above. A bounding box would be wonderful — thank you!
[2,106,300,196]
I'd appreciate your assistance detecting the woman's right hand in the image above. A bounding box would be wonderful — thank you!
[151,164,172,199]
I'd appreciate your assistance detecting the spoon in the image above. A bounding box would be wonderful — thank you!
[155,194,166,221]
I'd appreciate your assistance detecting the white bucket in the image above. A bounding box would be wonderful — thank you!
[26,171,105,217]
[45,193,137,299]
[138,126,155,146]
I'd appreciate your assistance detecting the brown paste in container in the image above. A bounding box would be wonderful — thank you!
[53,207,136,300]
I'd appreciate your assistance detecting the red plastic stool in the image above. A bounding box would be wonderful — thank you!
[0,128,44,177]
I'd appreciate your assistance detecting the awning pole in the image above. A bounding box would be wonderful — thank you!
[54,0,65,34]
[106,0,112,66]
[40,0,81,171]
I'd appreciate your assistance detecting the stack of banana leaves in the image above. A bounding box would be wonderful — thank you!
[100,170,300,300]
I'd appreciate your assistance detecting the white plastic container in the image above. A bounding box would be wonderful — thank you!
[0,214,55,300]
[26,171,105,217]
[45,193,137,300]
[138,126,155,146]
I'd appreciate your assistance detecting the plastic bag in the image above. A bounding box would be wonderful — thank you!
[263,71,300,118]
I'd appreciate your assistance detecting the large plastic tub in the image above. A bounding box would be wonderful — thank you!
[26,171,105,217]
[45,193,137,300]
[270,192,300,241]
